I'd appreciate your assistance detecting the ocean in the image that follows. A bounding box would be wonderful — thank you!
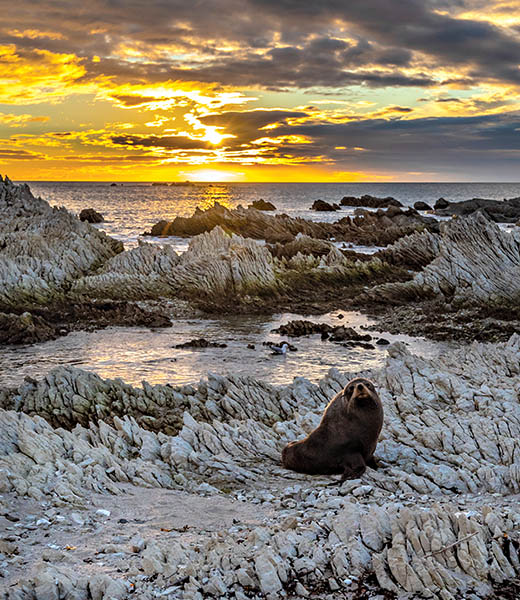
[23,181,520,250]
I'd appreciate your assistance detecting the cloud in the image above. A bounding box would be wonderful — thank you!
[0,148,45,160]
[265,110,520,174]
[0,112,50,126]
[2,0,519,91]
[110,134,214,150]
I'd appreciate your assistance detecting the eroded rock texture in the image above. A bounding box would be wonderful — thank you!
[0,176,122,311]
[2,337,520,598]
[146,201,438,247]
[368,212,520,308]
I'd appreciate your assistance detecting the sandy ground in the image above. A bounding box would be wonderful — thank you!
[1,484,277,590]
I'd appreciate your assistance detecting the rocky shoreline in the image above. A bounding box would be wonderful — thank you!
[3,177,520,344]
[2,177,520,599]
[1,339,520,598]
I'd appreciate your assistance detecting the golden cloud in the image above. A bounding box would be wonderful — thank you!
[0,112,49,126]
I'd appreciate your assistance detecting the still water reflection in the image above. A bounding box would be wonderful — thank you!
[0,311,453,388]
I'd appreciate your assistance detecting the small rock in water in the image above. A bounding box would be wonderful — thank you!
[414,201,432,211]
[248,199,276,211]
[175,338,227,349]
[247,343,255,349]
[376,338,390,345]
[79,208,104,223]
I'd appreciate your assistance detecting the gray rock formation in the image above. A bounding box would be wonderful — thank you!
[367,212,520,308]
[2,337,520,598]
[0,175,122,311]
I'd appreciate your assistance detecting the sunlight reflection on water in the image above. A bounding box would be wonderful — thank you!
[0,311,455,388]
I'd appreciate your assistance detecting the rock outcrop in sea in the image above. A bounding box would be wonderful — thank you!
[435,196,520,222]
[0,178,411,332]
[1,338,520,598]
[146,201,438,246]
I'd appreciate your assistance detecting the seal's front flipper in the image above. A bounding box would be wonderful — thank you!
[366,455,379,470]
[339,453,366,483]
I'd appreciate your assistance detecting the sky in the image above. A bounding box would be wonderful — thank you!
[0,0,519,182]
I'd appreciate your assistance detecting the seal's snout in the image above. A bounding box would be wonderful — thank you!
[352,381,370,399]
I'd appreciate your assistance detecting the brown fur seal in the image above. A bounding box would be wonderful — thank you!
[281,377,383,482]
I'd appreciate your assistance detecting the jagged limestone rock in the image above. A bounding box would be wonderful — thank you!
[2,337,520,598]
[367,212,520,307]
[0,176,122,310]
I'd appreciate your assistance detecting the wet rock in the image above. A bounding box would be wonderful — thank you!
[414,201,432,211]
[434,197,450,209]
[0,311,57,345]
[248,199,276,211]
[79,208,104,223]
[311,200,340,211]
[376,338,390,345]
[175,338,228,349]
[272,320,372,343]
[435,197,520,223]
[340,195,402,208]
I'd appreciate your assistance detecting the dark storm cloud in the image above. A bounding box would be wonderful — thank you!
[266,111,520,172]
[199,109,307,144]
[3,0,520,89]
[0,149,44,160]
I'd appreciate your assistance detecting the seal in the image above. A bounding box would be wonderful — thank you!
[281,377,383,482]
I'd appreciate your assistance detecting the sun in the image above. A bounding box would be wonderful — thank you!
[184,169,243,182]
[203,127,228,145]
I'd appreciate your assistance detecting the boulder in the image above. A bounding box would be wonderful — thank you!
[248,199,276,211]
[434,197,450,209]
[311,199,340,211]
[413,201,432,211]
[340,195,403,208]
[79,208,104,223]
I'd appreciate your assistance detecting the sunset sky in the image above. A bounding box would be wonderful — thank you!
[1,0,519,182]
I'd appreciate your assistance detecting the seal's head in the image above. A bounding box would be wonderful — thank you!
[343,377,379,406]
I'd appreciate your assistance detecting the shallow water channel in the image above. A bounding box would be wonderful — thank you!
[0,311,454,388]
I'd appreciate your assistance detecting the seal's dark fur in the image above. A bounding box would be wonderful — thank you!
[281,378,383,481]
